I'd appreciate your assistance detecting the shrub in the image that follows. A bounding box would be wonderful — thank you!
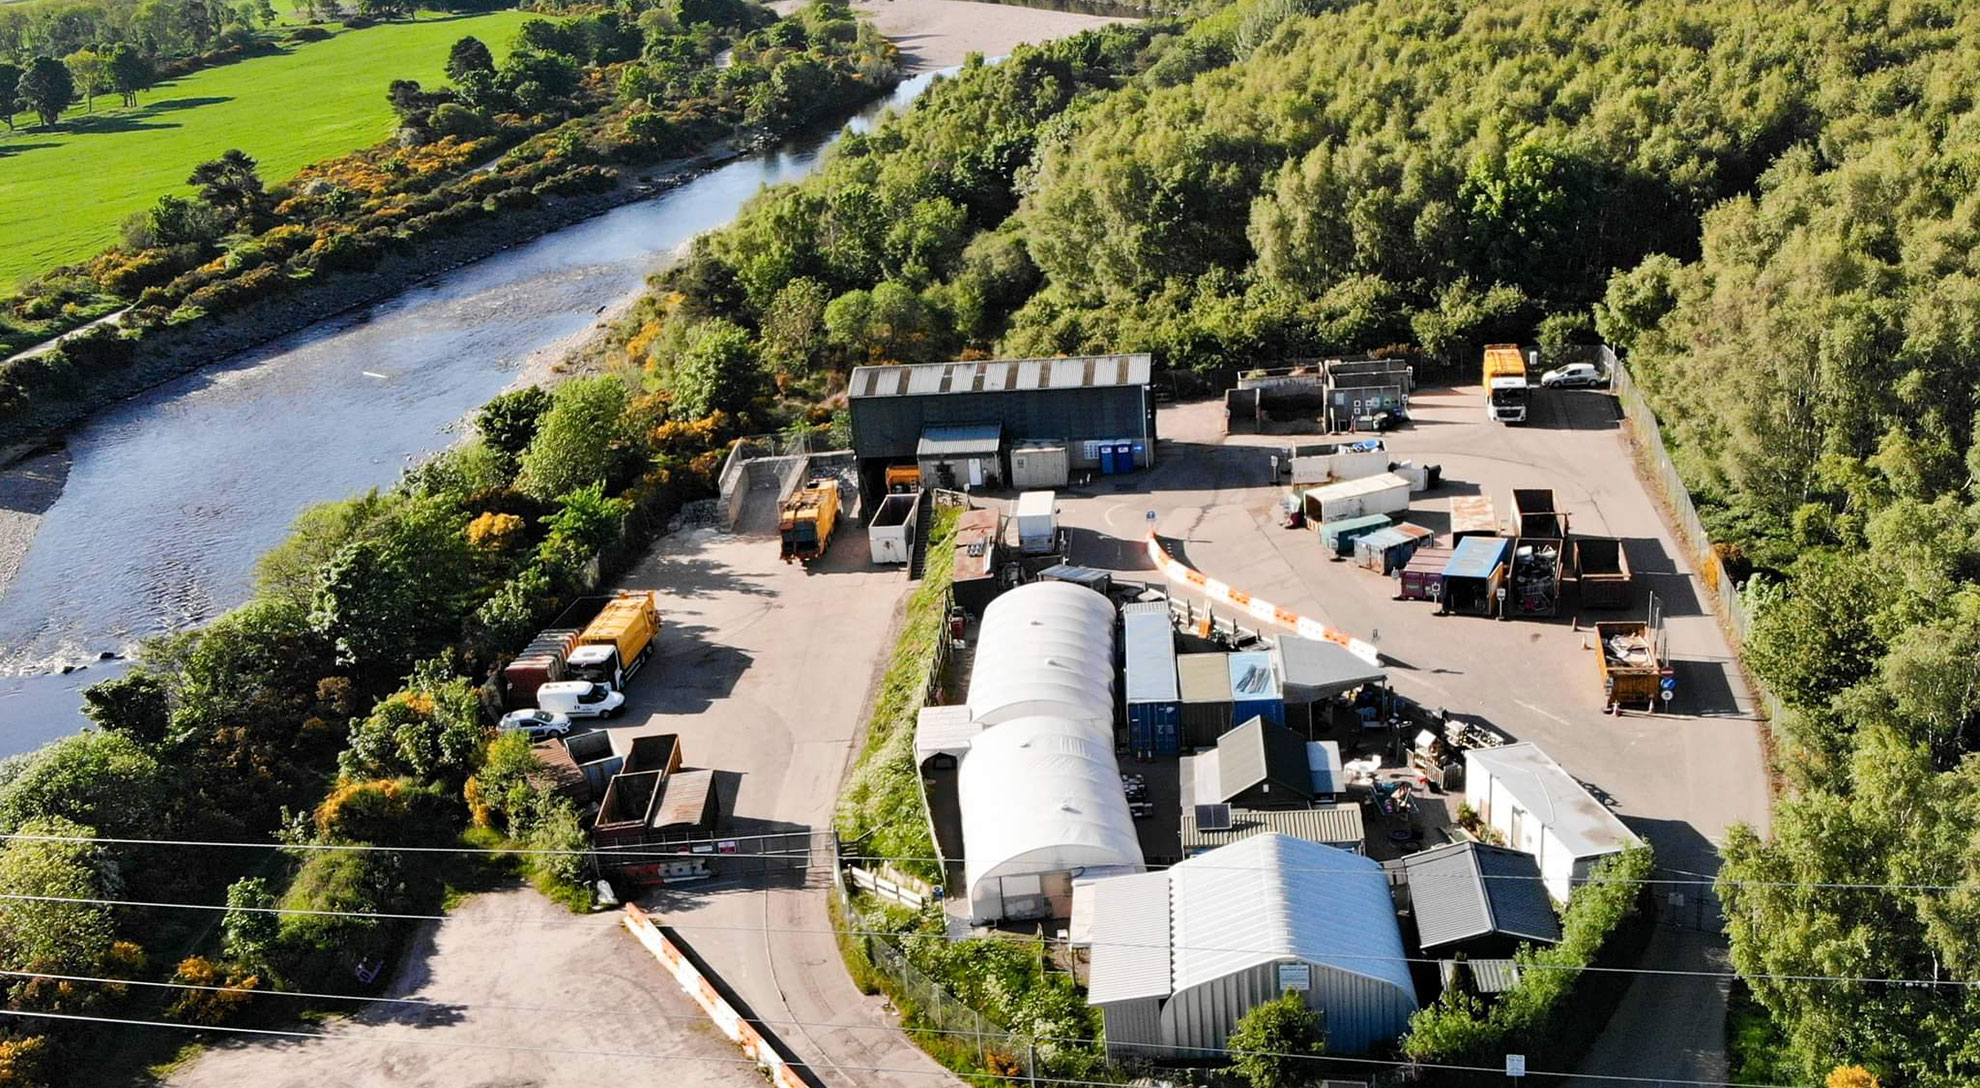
[165,956,260,1025]
[1227,992,1325,1088]
[286,25,334,42]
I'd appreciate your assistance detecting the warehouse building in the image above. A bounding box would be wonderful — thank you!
[1464,742,1640,901]
[956,581,1141,922]
[847,355,1156,496]
[1074,834,1416,1058]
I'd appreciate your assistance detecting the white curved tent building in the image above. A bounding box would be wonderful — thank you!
[966,580,1118,727]
[956,581,1139,922]
[959,715,1144,921]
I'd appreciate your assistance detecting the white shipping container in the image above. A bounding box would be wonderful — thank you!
[1301,472,1412,524]
[1015,490,1059,555]
[1011,442,1071,489]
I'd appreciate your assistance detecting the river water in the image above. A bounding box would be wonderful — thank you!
[0,69,945,757]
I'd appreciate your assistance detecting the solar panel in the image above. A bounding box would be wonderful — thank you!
[1194,804,1232,832]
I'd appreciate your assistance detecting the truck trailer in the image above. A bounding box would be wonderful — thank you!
[568,590,662,690]
[502,627,582,709]
[1398,545,1454,601]
[868,492,918,565]
[1482,344,1530,424]
[780,479,841,563]
[1572,537,1632,609]
[1015,490,1060,555]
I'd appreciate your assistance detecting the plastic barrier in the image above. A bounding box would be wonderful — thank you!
[623,904,809,1088]
[1144,532,1382,665]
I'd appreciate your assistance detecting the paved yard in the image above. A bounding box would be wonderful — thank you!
[169,888,763,1088]
[602,493,957,1088]
[1031,387,1771,1083]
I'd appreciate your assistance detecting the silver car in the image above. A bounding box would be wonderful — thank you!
[1539,362,1604,388]
[498,708,573,740]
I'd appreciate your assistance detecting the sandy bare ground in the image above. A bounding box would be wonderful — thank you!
[0,445,70,602]
[775,0,1127,71]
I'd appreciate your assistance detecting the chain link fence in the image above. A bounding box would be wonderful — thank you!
[1603,345,1788,731]
[834,874,1035,1080]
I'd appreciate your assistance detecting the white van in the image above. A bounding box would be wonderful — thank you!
[536,680,626,720]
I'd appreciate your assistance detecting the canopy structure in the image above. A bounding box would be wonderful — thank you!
[958,715,1144,922]
[966,580,1117,726]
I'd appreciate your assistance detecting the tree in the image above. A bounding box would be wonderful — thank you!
[0,731,170,839]
[338,658,487,783]
[671,318,764,420]
[63,49,109,112]
[475,385,553,461]
[80,670,171,744]
[221,876,279,969]
[0,63,20,131]
[445,34,494,83]
[107,43,155,107]
[537,482,631,579]
[307,499,476,670]
[1226,992,1324,1088]
[19,56,76,127]
[188,149,268,228]
[0,818,119,978]
[514,376,632,503]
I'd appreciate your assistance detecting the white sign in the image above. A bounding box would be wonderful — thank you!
[1276,963,1311,993]
[1505,1054,1526,1077]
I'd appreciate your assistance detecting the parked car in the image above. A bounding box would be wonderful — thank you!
[499,708,573,740]
[1540,362,1604,388]
[536,680,627,719]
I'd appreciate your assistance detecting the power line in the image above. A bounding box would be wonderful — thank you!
[0,965,1821,1086]
[0,830,1958,893]
[2,889,1968,990]
[0,1005,1815,1088]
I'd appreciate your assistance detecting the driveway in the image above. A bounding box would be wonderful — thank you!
[169,887,765,1088]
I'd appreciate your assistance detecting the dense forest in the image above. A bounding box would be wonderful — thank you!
[611,0,1980,1082]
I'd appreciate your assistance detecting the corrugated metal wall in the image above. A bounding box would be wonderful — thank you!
[1161,959,1414,1056]
[849,386,1152,462]
[1101,999,1165,1059]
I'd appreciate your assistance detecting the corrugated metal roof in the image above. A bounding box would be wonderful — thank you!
[1439,958,1521,994]
[1275,638,1386,700]
[1443,536,1510,580]
[1179,805,1365,853]
[849,355,1153,399]
[1170,835,1413,1000]
[1080,871,1174,1003]
[1403,546,1453,574]
[1465,742,1640,856]
[917,423,1004,457]
[1215,718,1311,803]
[1124,605,1180,704]
[1389,842,1560,950]
[1177,654,1232,704]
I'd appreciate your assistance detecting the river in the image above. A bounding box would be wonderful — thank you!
[0,69,946,758]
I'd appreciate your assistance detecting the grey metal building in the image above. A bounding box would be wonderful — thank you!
[847,356,1156,494]
[1074,834,1417,1059]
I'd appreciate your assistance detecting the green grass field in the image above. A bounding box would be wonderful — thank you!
[0,9,534,287]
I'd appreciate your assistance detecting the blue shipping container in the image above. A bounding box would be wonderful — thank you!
[1124,603,1181,755]
[1442,535,1511,580]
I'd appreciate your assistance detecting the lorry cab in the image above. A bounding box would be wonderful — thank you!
[1482,344,1530,424]
[536,680,626,719]
[566,643,626,689]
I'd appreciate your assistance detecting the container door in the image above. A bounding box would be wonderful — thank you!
[1157,709,1178,756]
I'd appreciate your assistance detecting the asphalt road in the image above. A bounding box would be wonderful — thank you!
[1036,387,1771,1083]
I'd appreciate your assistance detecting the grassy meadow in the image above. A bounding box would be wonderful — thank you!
[0,9,534,286]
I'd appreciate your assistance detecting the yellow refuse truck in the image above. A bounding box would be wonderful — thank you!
[567,591,662,690]
[780,479,840,564]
